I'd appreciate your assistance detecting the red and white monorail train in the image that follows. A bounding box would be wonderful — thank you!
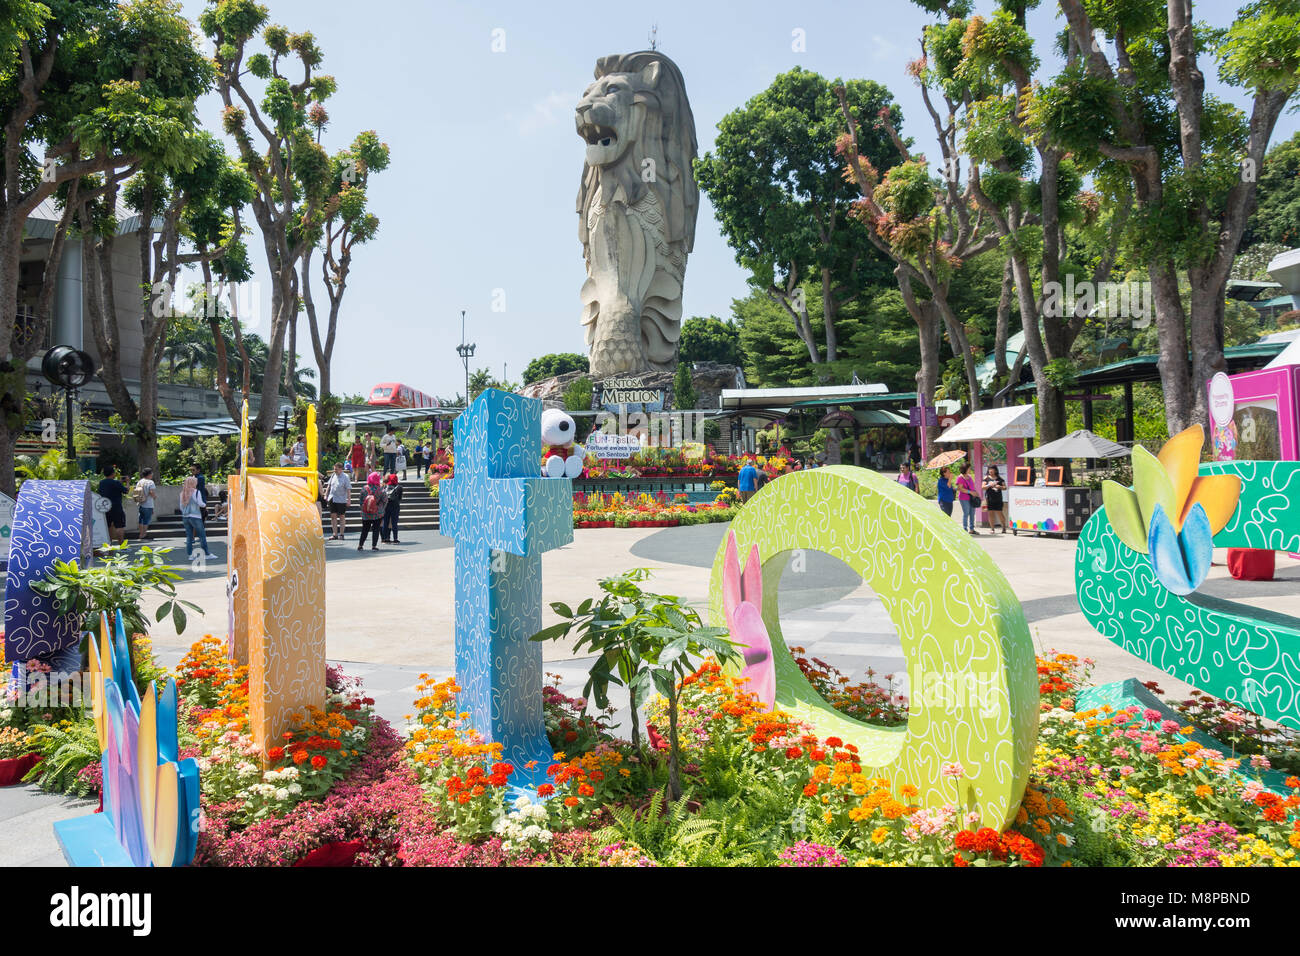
[366,382,439,409]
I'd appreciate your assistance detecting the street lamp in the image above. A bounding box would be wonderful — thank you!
[41,345,96,465]
[456,309,475,406]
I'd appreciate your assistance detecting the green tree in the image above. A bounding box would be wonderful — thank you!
[302,129,391,410]
[1242,132,1300,250]
[678,316,741,366]
[0,0,210,493]
[903,1,1131,442]
[1042,0,1300,433]
[561,376,594,412]
[672,362,697,410]
[200,0,337,465]
[522,352,589,385]
[695,68,902,367]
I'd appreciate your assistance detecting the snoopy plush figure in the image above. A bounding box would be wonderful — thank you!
[541,407,586,479]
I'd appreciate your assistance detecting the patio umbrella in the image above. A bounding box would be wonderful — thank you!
[1020,429,1130,460]
[925,449,966,470]
[817,409,859,466]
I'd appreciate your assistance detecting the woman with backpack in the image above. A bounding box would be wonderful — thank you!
[381,472,404,543]
[357,472,388,552]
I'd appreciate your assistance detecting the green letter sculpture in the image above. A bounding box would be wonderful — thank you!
[708,466,1037,830]
[1077,428,1300,728]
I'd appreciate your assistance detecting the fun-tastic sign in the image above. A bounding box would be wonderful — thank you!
[708,466,1037,830]
[1078,429,1300,727]
[439,389,573,785]
[3,480,92,661]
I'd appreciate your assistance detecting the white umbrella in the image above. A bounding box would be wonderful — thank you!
[1020,429,1130,460]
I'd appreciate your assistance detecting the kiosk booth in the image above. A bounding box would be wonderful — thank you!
[1208,352,1300,577]
[1017,429,1131,538]
[934,405,1035,529]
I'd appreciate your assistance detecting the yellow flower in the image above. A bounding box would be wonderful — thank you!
[871,826,888,844]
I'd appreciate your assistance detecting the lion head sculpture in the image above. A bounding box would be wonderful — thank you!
[575,51,699,379]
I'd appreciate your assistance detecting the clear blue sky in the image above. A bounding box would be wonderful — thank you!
[176,0,1296,401]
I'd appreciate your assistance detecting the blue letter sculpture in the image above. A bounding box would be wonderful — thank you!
[439,389,573,785]
[3,480,92,662]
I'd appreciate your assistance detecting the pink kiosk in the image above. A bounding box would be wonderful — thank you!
[1208,351,1300,577]
[933,404,1042,529]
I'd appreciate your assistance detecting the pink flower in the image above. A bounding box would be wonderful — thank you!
[941,762,965,779]
[1143,709,1161,722]
[1119,766,1135,777]
[1160,720,1181,734]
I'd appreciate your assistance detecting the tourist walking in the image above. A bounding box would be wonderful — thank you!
[936,466,956,518]
[180,476,218,561]
[956,463,980,534]
[325,461,352,540]
[363,432,376,472]
[349,437,366,477]
[381,473,404,543]
[896,461,918,493]
[380,426,398,475]
[190,463,209,525]
[97,465,128,547]
[356,472,388,551]
[132,467,157,541]
[738,456,759,503]
[396,441,409,480]
[983,465,1008,533]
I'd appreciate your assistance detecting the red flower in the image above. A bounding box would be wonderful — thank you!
[785,746,803,760]
[537,784,555,797]
[578,783,595,797]
[825,736,844,748]
[564,796,580,807]
[803,783,818,797]
[267,746,285,761]
[310,754,327,770]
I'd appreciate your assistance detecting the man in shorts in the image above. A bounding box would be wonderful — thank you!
[97,464,128,546]
[325,461,352,540]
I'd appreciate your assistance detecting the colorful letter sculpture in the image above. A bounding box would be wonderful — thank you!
[227,401,326,749]
[3,479,92,661]
[1077,427,1300,728]
[439,389,574,785]
[708,466,1038,830]
[53,611,199,867]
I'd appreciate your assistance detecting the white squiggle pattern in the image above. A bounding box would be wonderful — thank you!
[3,480,92,660]
[229,475,327,747]
[708,466,1038,830]
[439,390,574,783]
[1077,461,1300,728]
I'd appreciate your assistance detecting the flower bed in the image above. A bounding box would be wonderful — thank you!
[573,490,739,529]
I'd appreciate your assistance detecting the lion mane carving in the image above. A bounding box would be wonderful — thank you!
[575,51,699,379]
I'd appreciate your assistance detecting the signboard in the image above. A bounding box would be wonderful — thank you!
[0,492,13,560]
[909,406,938,427]
[1009,486,1065,534]
[599,376,665,412]
[1208,372,1237,461]
[586,432,639,459]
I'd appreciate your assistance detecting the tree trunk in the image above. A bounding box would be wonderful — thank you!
[666,687,682,801]
[820,267,838,363]
[994,258,1013,381]
[1149,261,1193,435]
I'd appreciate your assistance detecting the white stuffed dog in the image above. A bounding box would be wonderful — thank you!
[541,407,585,479]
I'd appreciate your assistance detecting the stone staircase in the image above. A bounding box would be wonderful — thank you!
[142,476,438,542]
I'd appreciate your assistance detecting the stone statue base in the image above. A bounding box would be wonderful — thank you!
[517,362,742,412]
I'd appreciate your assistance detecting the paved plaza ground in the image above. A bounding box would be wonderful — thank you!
[5,508,1299,865]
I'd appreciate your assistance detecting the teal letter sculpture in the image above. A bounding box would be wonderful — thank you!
[439,389,573,784]
[1077,426,1300,727]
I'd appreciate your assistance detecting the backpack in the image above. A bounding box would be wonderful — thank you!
[132,480,149,504]
[361,489,381,517]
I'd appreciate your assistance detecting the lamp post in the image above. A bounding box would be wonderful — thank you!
[456,309,475,406]
[41,346,96,465]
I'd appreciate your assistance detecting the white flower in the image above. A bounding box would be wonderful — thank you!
[275,788,290,801]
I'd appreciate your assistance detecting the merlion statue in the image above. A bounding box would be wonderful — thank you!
[575,51,699,379]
